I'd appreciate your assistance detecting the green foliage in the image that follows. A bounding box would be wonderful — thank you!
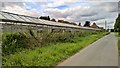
[114,14,120,35]
[2,32,108,66]
[118,40,120,55]
[2,28,108,56]
[84,21,90,27]
[2,29,106,56]
[2,32,29,56]
[115,33,120,55]
[2,30,39,56]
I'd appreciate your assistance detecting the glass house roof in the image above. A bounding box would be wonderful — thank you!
[0,11,99,30]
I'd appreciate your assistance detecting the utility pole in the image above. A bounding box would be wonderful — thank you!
[105,20,107,30]
[0,2,5,10]
[108,26,110,32]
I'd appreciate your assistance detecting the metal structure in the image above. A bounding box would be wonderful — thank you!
[0,11,100,33]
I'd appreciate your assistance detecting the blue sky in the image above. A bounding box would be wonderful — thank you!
[51,5,69,9]
[23,2,41,10]
[1,1,118,29]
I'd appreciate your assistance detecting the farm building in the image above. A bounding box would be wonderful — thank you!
[91,23,103,29]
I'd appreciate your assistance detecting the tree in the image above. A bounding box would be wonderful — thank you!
[63,21,70,23]
[110,29,114,32]
[71,22,77,25]
[58,20,64,23]
[114,14,120,35]
[78,22,81,26]
[39,16,50,21]
[84,21,90,27]
[51,18,56,22]
[58,20,77,25]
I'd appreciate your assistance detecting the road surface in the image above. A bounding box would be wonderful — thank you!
[58,33,118,66]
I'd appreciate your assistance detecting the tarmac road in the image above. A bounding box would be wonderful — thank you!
[58,33,118,66]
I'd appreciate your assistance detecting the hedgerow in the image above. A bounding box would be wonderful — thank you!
[2,29,101,56]
[2,31,109,66]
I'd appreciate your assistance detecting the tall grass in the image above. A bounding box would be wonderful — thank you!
[2,29,96,56]
[115,33,120,57]
[118,40,120,55]
[2,31,109,66]
[114,32,120,55]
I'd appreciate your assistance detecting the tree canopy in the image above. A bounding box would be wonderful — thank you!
[114,14,120,35]
[39,16,50,21]
[51,18,56,22]
[84,21,90,27]
[78,22,81,26]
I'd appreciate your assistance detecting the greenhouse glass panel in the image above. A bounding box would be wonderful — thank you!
[25,17,36,23]
[38,19,46,24]
[10,14,25,22]
[19,16,31,22]
[0,13,6,19]
[1,12,17,20]
[41,20,54,26]
[32,18,39,23]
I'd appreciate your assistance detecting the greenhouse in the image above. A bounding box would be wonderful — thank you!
[0,11,100,33]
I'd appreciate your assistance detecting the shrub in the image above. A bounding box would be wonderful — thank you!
[118,40,120,55]
[2,32,29,56]
[2,29,41,56]
[2,31,107,66]
[2,29,102,56]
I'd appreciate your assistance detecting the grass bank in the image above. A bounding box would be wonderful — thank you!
[116,32,120,55]
[115,32,119,37]
[3,32,109,66]
[2,30,95,56]
[118,40,120,55]
[114,32,120,55]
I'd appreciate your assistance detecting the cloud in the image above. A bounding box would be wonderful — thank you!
[1,2,40,17]
[93,2,118,12]
[0,1,118,29]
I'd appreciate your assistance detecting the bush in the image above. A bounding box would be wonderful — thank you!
[2,29,102,56]
[2,31,107,66]
[118,40,120,55]
[2,29,42,56]
[2,32,29,56]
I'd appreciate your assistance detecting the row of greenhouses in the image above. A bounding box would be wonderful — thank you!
[0,11,100,33]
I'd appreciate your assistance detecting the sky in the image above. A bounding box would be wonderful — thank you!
[0,0,119,29]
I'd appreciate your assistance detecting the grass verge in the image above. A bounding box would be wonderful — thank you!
[3,32,109,66]
[115,32,119,37]
[118,40,120,55]
[114,32,120,55]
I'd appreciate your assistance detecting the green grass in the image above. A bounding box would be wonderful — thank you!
[2,32,108,66]
[0,32,2,41]
[115,32,119,37]
[118,40,120,55]
[114,32,120,55]
[117,32,120,55]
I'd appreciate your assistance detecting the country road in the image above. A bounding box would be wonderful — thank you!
[58,33,118,66]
